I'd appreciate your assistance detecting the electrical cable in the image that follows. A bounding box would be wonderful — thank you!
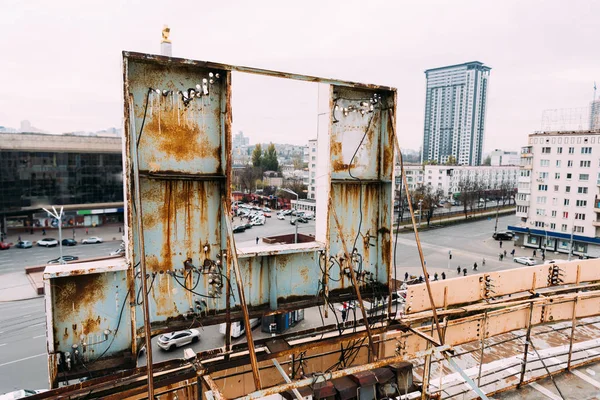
[136,88,152,148]
[170,272,221,299]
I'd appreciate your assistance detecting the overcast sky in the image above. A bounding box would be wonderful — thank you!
[0,0,597,152]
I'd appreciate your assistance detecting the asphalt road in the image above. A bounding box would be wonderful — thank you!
[0,297,48,394]
[0,214,533,394]
[232,214,316,246]
[0,241,122,275]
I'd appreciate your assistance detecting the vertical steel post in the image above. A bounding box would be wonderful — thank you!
[518,302,535,387]
[225,249,232,360]
[421,321,434,400]
[567,265,581,370]
[477,311,488,387]
[223,200,262,390]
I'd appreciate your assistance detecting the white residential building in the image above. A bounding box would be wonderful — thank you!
[394,164,518,198]
[490,149,519,166]
[307,139,317,200]
[510,130,600,257]
[422,61,491,166]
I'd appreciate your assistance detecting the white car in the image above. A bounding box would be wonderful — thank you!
[277,214,285,220]
[513,257,536,266]
[37,238,58,247]
[82,236,103,244]
[110,248,126,256]
[157,329,201,351]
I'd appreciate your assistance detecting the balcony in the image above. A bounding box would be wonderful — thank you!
[593,220,600,227]
[595,197,600,213]
[516,210,528,218]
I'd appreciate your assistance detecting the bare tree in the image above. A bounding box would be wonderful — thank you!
[457,176,477,218]
[413,184,444,226]
[239,166,261,193]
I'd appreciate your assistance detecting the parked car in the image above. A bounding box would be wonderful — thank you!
[492,231,514,241]
[282,210,292,216]
[37,238,58,247]
[62,238,77,246]
[297,217,309,223]
[219,318,261,338]
[47,255,79,264]
[0,389,47,399]
[243,223,252,230]
[82,236,103,244]
[110,248,126,256]
[263,213,271,218]
[233,225,246,233]
[277,214,285,220]
[513,257,536,266]
[15,240,32,249]
[157,329,201,351]
[0,242,11,250]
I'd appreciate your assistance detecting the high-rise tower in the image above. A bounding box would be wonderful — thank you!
[422,61,491,166]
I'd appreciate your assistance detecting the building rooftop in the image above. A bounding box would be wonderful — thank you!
[531,129,600,136]
[0,132,122,153]
[424,61,491,73]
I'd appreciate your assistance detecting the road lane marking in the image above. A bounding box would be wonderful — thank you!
[0,343,6,347]
[31,322,45,327]
[0,353,45,368]
[22,314,31,318]
[33,334,45,339]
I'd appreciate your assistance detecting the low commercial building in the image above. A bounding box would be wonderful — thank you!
[510,130,600,257]
[0,132,123,234]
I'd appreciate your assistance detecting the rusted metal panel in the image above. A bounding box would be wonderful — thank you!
[46,269,131,372]
[405,259,600,314]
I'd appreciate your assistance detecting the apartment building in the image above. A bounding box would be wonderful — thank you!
[307,139,317,199]
[394,164,518,198]
[510,130,600,257]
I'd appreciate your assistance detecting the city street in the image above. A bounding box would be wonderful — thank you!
[0,214,537,394]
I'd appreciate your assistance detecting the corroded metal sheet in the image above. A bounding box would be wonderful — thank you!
[405,259,600,314]
[46,269,131,364]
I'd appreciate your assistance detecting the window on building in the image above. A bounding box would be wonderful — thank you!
[541,147,551,153]
[556,160,561,167]
[563,211,569,219]
[312,148,316,152]
[536,196,546,204]
[578,187,588,194]
[539,172,548,179]
[311,156,316,161]
[582,147,592,154]
[579,174,589,181]
[552,197,558,205]
[536,208,545,216]
[551,210,557,217]
[540,159,550,167]
[538,184,548,191]
[535,221,545,227]
[557,147,563,154]
[567,160,573,167]
[568,147,575,154]
[567,173,572,180]
[550,223,556,229]
[561,224,568,232]
[575,213,586,220]
[576,200,587,207]
[554,185,559,192]
[564,199,570,206]
[580,160,591,167]
[555,173,560,179]
[575,226,585,233]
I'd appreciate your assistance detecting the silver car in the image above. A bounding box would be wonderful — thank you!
[157,329,201,351]
[513,257,536,266]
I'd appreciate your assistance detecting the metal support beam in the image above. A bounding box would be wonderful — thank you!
[389,111,444,344]
[477,311,488,387]
[130,98,155,400]
[519,302,535,386]
[330,204,377,361]
[272,360,304,400]
[421,322,434,400]
[223,199,262,390]
[204,375,227,400]
[443,353,490,400]
[567,265,581,369]
[408,327,442,347]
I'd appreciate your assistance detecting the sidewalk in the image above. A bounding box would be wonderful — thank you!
[3,224,124,245]
[0,271,39,302]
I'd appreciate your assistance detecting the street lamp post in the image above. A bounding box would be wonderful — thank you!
[43,206,64,264]
[281,188,299,244]
[418,200,423,228]
[568,225,575,261]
